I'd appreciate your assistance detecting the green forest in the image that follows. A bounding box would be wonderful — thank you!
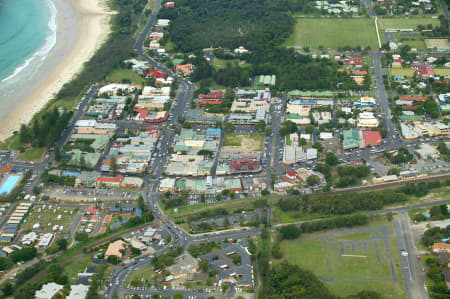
[160,0,362,91]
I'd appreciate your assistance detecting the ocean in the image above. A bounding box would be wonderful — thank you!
[0,0,56,121]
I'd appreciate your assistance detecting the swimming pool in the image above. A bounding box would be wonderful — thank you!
[0,175,21,195]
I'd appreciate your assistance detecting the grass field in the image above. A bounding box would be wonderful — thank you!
[391,68,415,77]
[211,59,247,70]
[22,206,77,233]
[108,68,146,86]
[434,68,450,76]
[223,133,263,151]
[278,225,406,298]
[123,264,154,287]
[286,17,379,49]
[17,147,46,161]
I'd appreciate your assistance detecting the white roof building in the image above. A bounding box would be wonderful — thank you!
[38,233,54,248]
[320,132,333,139]
[98,84,135,96]
[35,283,63,299]
[67,284,89,299]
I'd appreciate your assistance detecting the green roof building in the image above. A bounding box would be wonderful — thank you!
[343,129,361,150]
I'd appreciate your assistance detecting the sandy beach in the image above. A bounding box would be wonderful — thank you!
[0,0,113,140]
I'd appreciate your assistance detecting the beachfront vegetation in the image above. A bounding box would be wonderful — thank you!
[56,0,148,99]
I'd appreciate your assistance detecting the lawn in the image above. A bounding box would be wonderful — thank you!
[108,68,146,86]
[391,68,415,77]
[22,206,77,233]
[211,59,247,70]
[286,17,379,49]
[123,264,154,287]
[278,225,406,298]
[16,147,46,161]
[223,133,263,151]
[434,68,450,76]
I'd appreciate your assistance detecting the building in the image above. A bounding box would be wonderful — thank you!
[35,283,63,299]
[362,131,382,147]
[412,65,434,78]
[120,177,143,188]
[98,84,135,96]
[38,233,54,248]
[105,240,127,259]
[357,112,379,128]
[75,171,99,188]
[230,160,260,172]
[67,284,90,299]
[432,243,450,253]
[97,175,123,188]
[343,129,362,150]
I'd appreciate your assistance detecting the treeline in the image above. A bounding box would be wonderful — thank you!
[1,259,48,298]
[56,0,147,99]
[19,107,72,148]
[399,180,450,197]
[421,225,450,247]
[278,215,369,240]
[0,247,37,272]
[278,190,408,215]
[188,242,220,258]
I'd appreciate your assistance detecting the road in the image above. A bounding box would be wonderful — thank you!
[394,211,428,299]
[441,0,449,20]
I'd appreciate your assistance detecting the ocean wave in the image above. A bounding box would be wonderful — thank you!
[1,0,57,83]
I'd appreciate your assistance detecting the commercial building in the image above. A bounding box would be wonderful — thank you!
[362,131,382,147]
[105,240,127,259]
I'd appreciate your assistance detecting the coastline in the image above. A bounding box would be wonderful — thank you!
[0,0,113,141]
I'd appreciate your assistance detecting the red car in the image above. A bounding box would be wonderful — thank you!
[241,228,247,231]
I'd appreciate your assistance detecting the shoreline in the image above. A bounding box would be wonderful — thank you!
[0,0,113,141]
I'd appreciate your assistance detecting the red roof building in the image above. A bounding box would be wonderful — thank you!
[362,131,382,147]
[164,2,175,7]
[198,90,224,99]
[230,160,260,172]
[86,205,99,215]
[97,175,123,187]
[412,65,434,78]
[399,96,428,102]
[0,164,12,174]
[402,105,419,110]
[199,100,222,105]
[146,69,167,78]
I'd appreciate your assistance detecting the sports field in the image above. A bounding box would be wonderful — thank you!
[286,18,379,49]
[279,225,406,298]
[378,17,440,43]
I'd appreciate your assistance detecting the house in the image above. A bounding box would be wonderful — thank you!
[399,96,428,102]
[176,64,194,76]
[35,283,64,299]
[432,242,450,253]
[105,240,127,259]
[86,205,99,215]
[362,131,382,147]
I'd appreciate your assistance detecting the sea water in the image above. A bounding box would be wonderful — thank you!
[0,0,56,120]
